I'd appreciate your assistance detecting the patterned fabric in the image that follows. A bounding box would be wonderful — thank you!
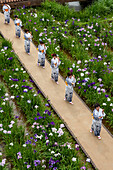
[38,44,47,67]
[3,5,11,24]
[51,58,61,82]
[65,90,73,102]
[40,58,45,67]
[91,108,105,136]
[14,19,22,38]
[91,121,101,136]
[65,76,76,102]
[25,42,30,53]
[24,33,32,53]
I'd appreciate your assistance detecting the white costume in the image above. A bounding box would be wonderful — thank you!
[51,57,61,82]
[2,4,11,24]
[91,108,105,136]
[65,76,76,102]
[38,44,47,67]
[24,32,32,54]
[14,19,22,38]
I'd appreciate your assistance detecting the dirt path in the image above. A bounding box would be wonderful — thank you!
[0,13,113,170]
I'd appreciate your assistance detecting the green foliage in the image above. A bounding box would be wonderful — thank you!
[2,39,12,49]
[13,5,113,129]
[0,36,90,169]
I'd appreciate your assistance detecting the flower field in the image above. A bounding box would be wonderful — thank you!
[0,37,91,169]
[12,0,113,130]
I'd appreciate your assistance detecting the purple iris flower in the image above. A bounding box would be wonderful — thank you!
[39,116,43,119]
[79,40,83,44]
[29,87,33,90]
[37,112,40,116]
[56,160,59,163]
[48,111,51,116]
[81,166,86,170]
[8,57,13,60]
[100,84,103,87]
[15,116,19,119]
[34,134,37,137]
[93,86,97,89]
[37,90,41,94]
[34,117,37,120]
[45,136,48,140]
[23,5,25,9]
[45,103,49,107]
[34,139,37,142]
[16,96,19,98]
[50,122,55,126]
[29,79,34,83]
[53,167,57,170]
[24,162,28,164]
[72,21,74,25]
[27,165,31,169]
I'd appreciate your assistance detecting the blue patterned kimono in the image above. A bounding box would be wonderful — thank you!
[24,33,32,54]
[51,58,61,82]
[91,108,105,136]
[14,19,22,38]
[65,76,76,102]
[38,44,47,67]
[2,5,11,24]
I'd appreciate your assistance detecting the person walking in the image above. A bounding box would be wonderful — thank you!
[51,53,61,84]
[24,29,32,55]
[37,39,47,68]
[2,4,11,24]
[64,72,76,104]
[14,15,22,38]
[90,103,106,140]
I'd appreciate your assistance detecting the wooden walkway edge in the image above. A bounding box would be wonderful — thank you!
[0,13,113,170]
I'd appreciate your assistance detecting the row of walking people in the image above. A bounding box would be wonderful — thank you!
[2,4,76,105]
[2,4,105,139]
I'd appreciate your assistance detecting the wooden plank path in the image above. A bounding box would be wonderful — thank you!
[0,13,113,170]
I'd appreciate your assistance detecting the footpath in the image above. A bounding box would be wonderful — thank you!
[0,13,113,170]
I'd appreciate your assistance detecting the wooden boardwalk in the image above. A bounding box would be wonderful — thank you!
[0,13,113,170]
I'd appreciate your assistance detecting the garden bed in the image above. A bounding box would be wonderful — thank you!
[11,2,113,132]
[0,35,93,169]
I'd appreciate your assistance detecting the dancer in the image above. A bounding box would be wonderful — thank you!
[51,53,61,84]
[2,4,11,24]
[24,29,32,55]
[64,72,76,104]
[90,103,106,140]
[14,15,22,38]
[37,40,47,68]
